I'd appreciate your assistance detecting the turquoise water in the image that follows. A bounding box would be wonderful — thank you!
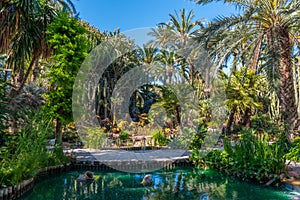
[20,167,294,200]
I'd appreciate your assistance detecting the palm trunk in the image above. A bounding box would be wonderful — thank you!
[189,62,194,85]
[174,107,181,126]
[275,26,299,143]
[298,57,300,116]
[13,54,38,97]
[250,35,262,71]
[17,63,24,85]
[226,106,236,135]
[242,108,251,127]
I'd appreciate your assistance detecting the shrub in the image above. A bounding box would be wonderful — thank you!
[84,127,107,149]
[0,112,70,188]
[188,125,207,151]
[119,130,129,141]
[152,130,168,146]
[194,128,287,185]
[285,136,300,162]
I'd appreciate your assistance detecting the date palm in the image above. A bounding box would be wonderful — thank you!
[158,49,183,85]
[149,9,201,84]
[195,0,300,142]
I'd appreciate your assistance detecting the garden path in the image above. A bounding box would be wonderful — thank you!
[68,148,191,172]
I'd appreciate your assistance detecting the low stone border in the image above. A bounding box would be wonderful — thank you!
[0,164,70,200]
[0,178,34,200]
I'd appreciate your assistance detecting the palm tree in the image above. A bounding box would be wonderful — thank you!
[195,0,300,142]
[221,68,264,134]
[0,0,76,95]
[149,9,202,84]
[158,49,182,85]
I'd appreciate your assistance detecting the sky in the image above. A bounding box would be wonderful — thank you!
[73,0,238,33]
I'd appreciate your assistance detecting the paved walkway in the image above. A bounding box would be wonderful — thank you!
[68,148,191,172]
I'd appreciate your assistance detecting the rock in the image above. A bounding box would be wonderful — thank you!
[141,174,153,186]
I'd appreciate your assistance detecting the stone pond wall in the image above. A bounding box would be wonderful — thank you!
[0,164,70,200]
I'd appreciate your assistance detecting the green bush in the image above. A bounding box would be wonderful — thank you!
[84,127,107,149]
[285,136,300,162]
[0,79,11,146]
[188,125,207,150]
[0,112,69,188]
[250,114,282,139]
[119,130,129,141]
[195,128,287,185]
[152,130,168,146]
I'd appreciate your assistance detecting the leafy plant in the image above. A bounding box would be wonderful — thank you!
[189,125,207,150]
[119,130,129,141]
[0,79,10,146]
[198,128,287,185]
[285,136,300,162]
[152,130,168,146]
[0,112,69,188]
[84,127,107,149]
[250,114,282,139]
[43,12,89,143]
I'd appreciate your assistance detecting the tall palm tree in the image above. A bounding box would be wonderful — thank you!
[195,0,300,142]
[149,9,201,84]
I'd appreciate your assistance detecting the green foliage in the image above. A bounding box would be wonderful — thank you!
[0,79,10,139]
[151,86,180,126]
[221,68,264,115]
[195,128,287,185]
[84,127,107,149]
[0,112,69,188]
[285,136,300,162]
[250,113,283,139]
[43,12,89,125]
[189,125,207,150]
[168,127,206,150]
[152,130,168,146]
[202,150,228,169]
[119,130,129,141]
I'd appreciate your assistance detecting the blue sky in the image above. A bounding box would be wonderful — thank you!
[73,0,238,32]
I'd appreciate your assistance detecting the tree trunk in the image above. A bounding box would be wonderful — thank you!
[55,117,62,145]
[174,107,181,126]
[242,108,251,127]
[16,63,24,86]
[189,62,194,85]
[276,26,299,143]
[250,35,262,71]
[12,54,38,97]
[226,106,236,135]
[31,58,39,82]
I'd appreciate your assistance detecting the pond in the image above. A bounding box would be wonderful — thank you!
[19,167,295,200]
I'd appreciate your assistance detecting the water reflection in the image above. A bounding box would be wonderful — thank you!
[20,168,293,200]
